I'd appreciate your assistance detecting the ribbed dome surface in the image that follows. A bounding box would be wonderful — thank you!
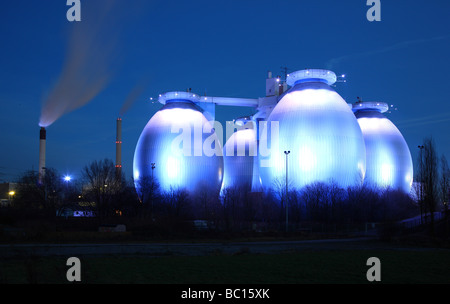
[221,121,258,193]
[354,106,413,193]
[133,101,223,196]
[259,77,366,190]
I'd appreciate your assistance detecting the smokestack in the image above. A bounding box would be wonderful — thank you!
[115,118,122,179]
[39,127,46,185]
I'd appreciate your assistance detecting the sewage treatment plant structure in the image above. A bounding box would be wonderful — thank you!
[132,69,414,198]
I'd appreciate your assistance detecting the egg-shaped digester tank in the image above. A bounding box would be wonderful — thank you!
[259,69,366,190]
[352,102,413,193]
[221,117,260,193]
[133,92,224,197]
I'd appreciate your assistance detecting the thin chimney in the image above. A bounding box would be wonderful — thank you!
[38,127,46,185]
[115,118,122,179]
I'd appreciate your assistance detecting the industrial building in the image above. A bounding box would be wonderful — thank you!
[353,102,413,193]
[133,69,413,197]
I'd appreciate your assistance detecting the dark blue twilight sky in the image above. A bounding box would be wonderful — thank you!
[0,0,449,183]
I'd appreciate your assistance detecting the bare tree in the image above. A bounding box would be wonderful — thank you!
[241,188,258,229]
[163,187,191,219]
[440,155,450,238]
[221,186,242,231]
[255,190,279,230]
[301,182,330,222]
[14,168,71,214]
[191,182,221,223]
[271,177,295,225]
[421,138,439,234]
[327,181,347,222]
[81,159,122,218]
[416,145,426,223]
[440,155,449,211]
[134,174,160,217]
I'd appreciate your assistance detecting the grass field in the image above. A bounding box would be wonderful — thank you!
[1,249,449,284]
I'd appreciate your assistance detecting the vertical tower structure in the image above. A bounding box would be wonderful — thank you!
[38,127,46,185]
[116,117,122,179]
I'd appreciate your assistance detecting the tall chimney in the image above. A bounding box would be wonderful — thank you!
[115,118,122,179]
[38,127,46,185]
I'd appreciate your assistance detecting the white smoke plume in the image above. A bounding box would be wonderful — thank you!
[119,79,150,117]
[39,1,120,127]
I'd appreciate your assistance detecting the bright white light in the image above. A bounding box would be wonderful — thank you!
[381,164,392,186]
[299,146,316,172]
[405,173,413,188]
[64,176,72,182]
[358,161,366,180]
[167,156,181,180]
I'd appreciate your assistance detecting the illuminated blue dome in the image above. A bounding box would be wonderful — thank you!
[221,117,260,193]
[259,69,366,190]
[133,93,223,196]
[353,102,413,193]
